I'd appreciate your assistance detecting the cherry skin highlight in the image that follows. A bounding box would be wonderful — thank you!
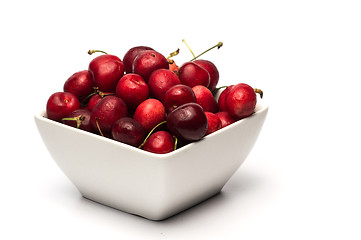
[123,46,153,73]
[46,92,81,122]
[143,131,175,154]
[63,70,94,101]
[88,54,125,92]
[111,117,145,147]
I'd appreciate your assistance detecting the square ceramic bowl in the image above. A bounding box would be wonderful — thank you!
[34,99,268,220]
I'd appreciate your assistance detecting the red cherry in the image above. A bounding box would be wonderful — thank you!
[178,61,210,88]
[133,99,166,132]
[123,46,153,73]
[90,95,128,134]
[63,70,93,101]
[204,112,222,135]
[193,60,219,91]
[148,69,181,102]
[115,73,149,110]
[192,85,219,113]
[166,102,207,142]
[111,117,145,147]
[132,50,169,82]
[88,54,125,92]
[87,91,113,111]
[62,109,93,132]
[215,111,236,128]
[143,131,175,154]
[163,84,197,113]
[218,85,234,112]
[225,83,257,119]
[46,92,80,122]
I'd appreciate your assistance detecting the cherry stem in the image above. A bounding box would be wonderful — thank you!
[254,88,263,98]
[212,85,229,95]
[88,50,108,55]
[173,136,178,151]
[167,48,180,59]
[61,115,85,129]
[95,117,104,137]
[182,39,196,58]
[189,42,223,61]
[138,121,167,149]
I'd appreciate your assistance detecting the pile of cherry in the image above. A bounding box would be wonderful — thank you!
[46,42,263,154]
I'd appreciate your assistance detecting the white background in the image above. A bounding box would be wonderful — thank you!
[1,0,361,239]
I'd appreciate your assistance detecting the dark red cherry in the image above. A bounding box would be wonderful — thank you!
[143,131,175,154]
[111,117,145,147]
[166,102,207,142]
[63,70,94,101]
[148,69,181,102]
[88,54,124,92]
[87,91,113,111]
[123,46,153,73]
[178,62,210,88]
[90,95,128,134]
[193,60,219,91]
[132,50,169,82]
[163,84,197,113]
[62,109,92,132]
[46,92,80,122]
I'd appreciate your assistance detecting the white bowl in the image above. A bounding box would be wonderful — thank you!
[34,100,268,220]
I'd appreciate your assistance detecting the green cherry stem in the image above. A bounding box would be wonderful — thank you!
[212,85,229,95]
[182,39,196,58]
[95,117,104,137]
[88,49,108,55]
[61,115,85,129]
[138,121,167,149]
[173,136,178,151]
[189,42,223,61]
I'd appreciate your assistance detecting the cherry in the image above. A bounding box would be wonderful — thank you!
[166,102,207,142]
[217,85,234,112]
[148,69,180,102]
[178,61,210,88]
[225,83,257,120]
[143,131,175,154]
[204,112,222,135]
[163,84,197,113]
[193,60,219,91]
[63,70,93,101]
[62,109,92,132]
[123,46,154,73]
[88,54,125,92]
[133,99,166,132]
[132,50,169,82]
[111,117,145,147]
[46,92,80,122]
[87,91,114,111]
[215,111,236,128]
[115,73,149,110]
[90,95,128,135]
[192,85,219,113]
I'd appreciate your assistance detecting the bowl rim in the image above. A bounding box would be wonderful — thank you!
[35,99,268,159]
